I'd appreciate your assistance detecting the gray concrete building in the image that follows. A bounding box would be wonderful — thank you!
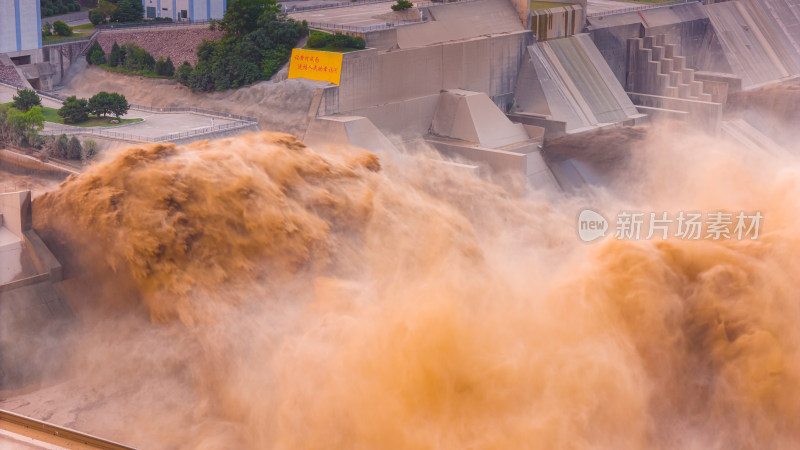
[142,0,227,21]
[0,0,42,54]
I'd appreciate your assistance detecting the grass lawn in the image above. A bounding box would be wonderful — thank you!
[71,23,95,31]
[37,106,142,127]
[530,1,571,11]
[303,30,364,53]
[42,31,93,44]
[302,44,360,53]
[99,64,173,79]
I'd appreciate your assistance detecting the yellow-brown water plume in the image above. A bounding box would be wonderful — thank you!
[14,127,800,449]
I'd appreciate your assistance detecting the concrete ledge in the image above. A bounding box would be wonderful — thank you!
[0,273,50,293]
[23,230,63,283]
[627,92,722,132]
[507,113,568,138]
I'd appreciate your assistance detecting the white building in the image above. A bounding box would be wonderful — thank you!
[0,0,42,54]
[142,0,227,22]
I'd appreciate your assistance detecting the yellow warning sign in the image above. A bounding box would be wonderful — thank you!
[288,49,344,85]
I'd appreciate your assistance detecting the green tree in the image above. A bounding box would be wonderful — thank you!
[89,92,129,118]
[175,62,193,84]
[179,5,307,92]
[67,136,83,160]
[109,93,130,118]
[82,140,99,161]
[155,56,176,77]
[89,9,106,25]
[52,20,72,36]
[0,104,45,148]
[218,0,281,36]
[53,134,69,159]
[86,41,107,65]
[58,96,90,124]
[108,41,124,67]
[391,0,413,11]
[12,89,42,112]
[122,43,155,71]
[111,0,144,23]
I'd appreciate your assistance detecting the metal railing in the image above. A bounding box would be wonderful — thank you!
[127,104,258,122]
[414,0,480,9]
[285,0,397,14]
[96,19,212,31]
[308,18,426,32]
[41,31,97,47]
[587,0,696,18]
[40,120,255,143]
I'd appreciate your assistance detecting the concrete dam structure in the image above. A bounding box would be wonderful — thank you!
[294,0,800,185]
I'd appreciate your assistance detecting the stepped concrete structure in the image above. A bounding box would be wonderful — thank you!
[291,0,800,184]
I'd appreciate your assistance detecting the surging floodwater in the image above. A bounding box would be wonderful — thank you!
[6,120,800,448]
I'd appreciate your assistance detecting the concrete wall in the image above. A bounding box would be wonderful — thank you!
[530,5,585,41]
[0,191,31,239]
[628,92,722,131]
[327,31,529,137]
[0,0,42,53]
[151,0,225,21]
[588,3,713,85]
[337,31,530,113]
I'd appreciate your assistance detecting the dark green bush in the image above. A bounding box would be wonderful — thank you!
[53,20,72,36]
[89,9,106,25]
[86,41,107,65]
[178,0,308,92]
[12,89,42,112]
[155,57,176,77]
[391,0,413,11]
[58,96,90,124]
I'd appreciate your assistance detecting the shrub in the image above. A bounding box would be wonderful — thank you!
[13,89,42,112]
[178,2,307,92]
[155,56,176,77]
[110,0,145,23]
[89,92,129,118]
[122,43,155,71]
[53,20,72,37]
[391,0,413,11]
[307,31,365,50]
[66,137,82,160]
[89,9,106,25]
[108,41,122,67]
[82,140,99,161]
[0,104,44,148]
[42,22,53,37]
[86,41,107,65]
[306,32,331,49]
[261,48,289,79]
[54,134,69,158]
[58,96,90,124]
[175,61,193,85]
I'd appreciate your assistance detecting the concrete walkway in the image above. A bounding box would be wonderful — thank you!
[42,10,90,26]
[0,85,244,142]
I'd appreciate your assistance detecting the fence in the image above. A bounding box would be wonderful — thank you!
[96,20,213,31]
[308,18,426,33]
[127,104,258,122]
[40,120,255,143]
[41,30,98,47]
[284,0,396,14]
[587,0,697,18]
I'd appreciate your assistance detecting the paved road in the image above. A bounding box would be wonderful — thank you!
[42,10,90,26]
[586,0,646,15]
[289,1,403,27]
[0,85,238,140]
